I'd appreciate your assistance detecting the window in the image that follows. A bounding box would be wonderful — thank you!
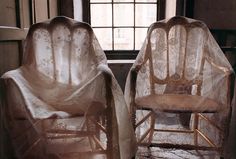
[86,0,165,59]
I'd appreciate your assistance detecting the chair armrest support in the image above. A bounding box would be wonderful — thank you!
[97,64,114,158]
[130,68,139,94]
[206,58,235,107]
[206,58,232,75]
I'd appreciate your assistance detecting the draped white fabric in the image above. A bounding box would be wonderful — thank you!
[124,16,235,152]
[125,16,233,114]
[2,16,136,159]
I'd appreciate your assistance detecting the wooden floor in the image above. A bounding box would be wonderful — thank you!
[136,147,219,159]
[23,112,222,159]
[134,111,221,159]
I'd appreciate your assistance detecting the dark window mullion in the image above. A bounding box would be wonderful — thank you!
[93,26,151,28]
[134,0,136,50]
[47,0,50,19]
[156,0,159,21]
[93,26,136,28]
[112,0,114,50]
[90,2,157,4]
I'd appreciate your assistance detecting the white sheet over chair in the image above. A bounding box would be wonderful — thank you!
[125,17,233,116]
[2,16,136,159]
[124,16,235,156]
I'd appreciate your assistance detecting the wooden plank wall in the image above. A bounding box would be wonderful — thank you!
[0,0,21,76]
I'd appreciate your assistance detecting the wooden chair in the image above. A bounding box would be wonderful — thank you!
[126,16,234,157]
[2,16,129,159]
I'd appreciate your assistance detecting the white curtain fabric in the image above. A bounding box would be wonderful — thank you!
[2,16,136,159]
[124,16,235,152]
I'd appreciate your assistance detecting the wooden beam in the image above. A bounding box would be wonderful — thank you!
[158,0,166,20]
[58,0,74,18]
[82,0,90,23]
[0,27,27,41]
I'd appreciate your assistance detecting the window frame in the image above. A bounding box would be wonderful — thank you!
[82,0,166,59]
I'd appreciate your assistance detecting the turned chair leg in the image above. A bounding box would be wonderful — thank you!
[148,112,155,144]
[193,113,199,146]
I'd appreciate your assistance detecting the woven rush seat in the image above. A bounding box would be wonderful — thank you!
[135,94,222,113]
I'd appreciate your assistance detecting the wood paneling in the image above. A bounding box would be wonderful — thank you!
[0,0,17,27]
[49,0,58,18]
[0,42,20,76]
[0,27,27,41]
[22,0,31,28]
[194,0,236,29]
[34,0,48,23]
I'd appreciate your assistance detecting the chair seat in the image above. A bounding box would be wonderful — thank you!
[135,94,222,113]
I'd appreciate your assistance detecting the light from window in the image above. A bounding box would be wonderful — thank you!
[90,0,157,50]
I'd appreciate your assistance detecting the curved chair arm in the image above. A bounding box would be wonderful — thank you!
[130,68,139,94]
[130,64,145,94]
[97,64,113,92]
[206,58,235,104]
[97,64,118,158]
[97,64,113,77]
[206,58,232,75]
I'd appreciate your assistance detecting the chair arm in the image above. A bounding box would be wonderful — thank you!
[206,58,232,75]
[97,64,113,76]
[130,64,142,84]
[206,58,235,105]
[97,64,112,86]
[130,67,141,102]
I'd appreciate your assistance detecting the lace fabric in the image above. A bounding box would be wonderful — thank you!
[1,16,136,159]
[124,16,235,154]
[125,16,233,114]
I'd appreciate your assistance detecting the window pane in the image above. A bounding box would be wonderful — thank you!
[91,4,112,26]
[114,28,134,50]
[93,28,112,50]
[136,4,156,27]
[135,28,148,50]
[136,0,156,2]
[90,0,111,2]
[114,0,133,2]
[114,4,134,26]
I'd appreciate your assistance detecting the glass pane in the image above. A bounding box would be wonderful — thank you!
[114,0,133,2]
[90,0,111,2]
[114,4,134,26]
[91,4,112,26]
[114,28,134,50]
[135,28,148,50]
[136,0,156,2]
[135,4,157,27]
[93,28,112,50]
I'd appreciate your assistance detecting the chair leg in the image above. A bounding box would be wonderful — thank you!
[148,112,155,144]
[193,113,199,146]
[86,117,96,151]
[106,104,113,159]
[131,107,137,129]
[94,116,100,149]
